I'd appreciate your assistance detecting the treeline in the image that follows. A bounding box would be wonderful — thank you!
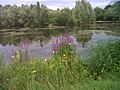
[94,0,120,21]
[0,0,120,29]
[0,2,49,28]
[0,0,94,29]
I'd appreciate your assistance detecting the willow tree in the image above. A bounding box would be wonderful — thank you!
[53,8,75,26]
[73,0,95,26]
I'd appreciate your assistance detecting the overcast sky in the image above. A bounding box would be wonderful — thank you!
[0,0,112,10]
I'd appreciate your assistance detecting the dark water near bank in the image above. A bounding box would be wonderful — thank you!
[0,23,120,64]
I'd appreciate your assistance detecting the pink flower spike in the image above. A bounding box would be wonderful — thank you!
[52,37,55,46]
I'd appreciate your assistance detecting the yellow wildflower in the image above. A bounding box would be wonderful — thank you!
[30,60,35,64]
[31,70,37,73]
[15,50,21,59]
[49,64,55,69]
[63,54,66,57]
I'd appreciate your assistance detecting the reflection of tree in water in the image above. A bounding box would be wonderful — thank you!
[0,35,21,46]
[76,31,93,48]
[0,28,70,47]
[20,38,32,50]
[39,38,43,47]
[52,29,74,52]
[0,32,49,46]
[50,28,65,36]
[76,24,95,30]
[81,24,92,30]
[105,31,120,36]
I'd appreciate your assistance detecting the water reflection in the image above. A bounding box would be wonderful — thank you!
[20,39,32,50]
[76,31,93,48]
[52,30,74,53]
[0,23,120,64]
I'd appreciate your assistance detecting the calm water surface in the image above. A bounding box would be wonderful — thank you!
[0,23,120,64]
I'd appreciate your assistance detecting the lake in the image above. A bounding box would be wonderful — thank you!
[0,23,120,64]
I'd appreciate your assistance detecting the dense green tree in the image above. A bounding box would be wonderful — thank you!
[0,2,49,29]
[95,0,120,22]
[104,5,112,10]
[104,6,114,21]
[48,10,61,25]
[112,1,120,21]
[40,4,49,27]
[1,0,120,29]
[94,7,105,21]
[0,5,3,28]
[54,8,75,26]
[2,5,19,28]
[73,0,95,25]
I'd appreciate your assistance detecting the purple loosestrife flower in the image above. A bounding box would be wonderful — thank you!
[52,32,74,53]
[52,37,59,52]
[52,37,55,50]
[20,39,32,50]
[68,36,74,44]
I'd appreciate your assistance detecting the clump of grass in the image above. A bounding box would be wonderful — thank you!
[1,56,87,90]
[1,40,120,90]
[1,33,88,90]
[0,56,3,89]
[0,56,2,68]
[87,40,120,79]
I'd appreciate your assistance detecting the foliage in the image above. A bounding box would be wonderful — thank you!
[94,7,105,21]
[1,40,120,90]
[0,0,96,29]
[54,8,75,26]
[0,2,49,29]
[104,6,114,21]
[1,46,87,90]
[49,8,76,26]
[112,1,120,21]
[94,0,120,21]
[0,0,120,28]
[73,0,95,25]
[87,40,120,79]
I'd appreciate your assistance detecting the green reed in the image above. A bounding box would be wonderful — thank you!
[0,40,120,90]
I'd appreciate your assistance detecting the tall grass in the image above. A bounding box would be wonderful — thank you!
[87,40,120,79]
[1,56,88,90]
[1,35,88,90]
[0,40,120,90]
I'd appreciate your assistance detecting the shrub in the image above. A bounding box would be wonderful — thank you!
[87,40,120,79]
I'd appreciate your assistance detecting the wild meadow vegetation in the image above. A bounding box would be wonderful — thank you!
[0,40,120,90]
[0,0,120,90]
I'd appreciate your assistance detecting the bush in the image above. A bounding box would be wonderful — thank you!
[87,40,120,79]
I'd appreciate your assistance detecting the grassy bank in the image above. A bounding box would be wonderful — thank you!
[0,40,120,90]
